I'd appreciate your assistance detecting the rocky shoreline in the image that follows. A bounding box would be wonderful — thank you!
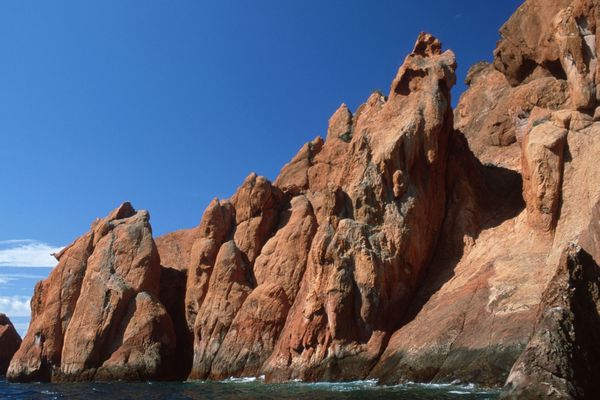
[5,1,600,398]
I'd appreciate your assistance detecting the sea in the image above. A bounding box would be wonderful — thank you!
[0,378,500,400]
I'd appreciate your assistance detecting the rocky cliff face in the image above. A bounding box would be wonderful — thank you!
[7,203,176,382]
[6,0,600,396]
[0,314,21,376]
[182,32,457,382]
[501,244,600,399]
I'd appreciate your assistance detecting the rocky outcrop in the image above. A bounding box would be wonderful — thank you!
[493,0,573,86]
[501,245,600,399]
[8,227,94,382]
[188,240,253,379]
[151,31,456,383]
[521,115,568,232]
[455,62,569,170]
[500,196,600,399]
[369,130,531,387]
[495,0,600,107]
[206,195,316,379]
[261,32,456,382]
[156,226,199,271]
[7,203,176,382]
[8,1,600,395]
[0,314,21,375]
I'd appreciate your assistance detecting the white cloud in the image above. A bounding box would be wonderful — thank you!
[0,239,63,267]
[0,273,49,281]
[0,295,31,317]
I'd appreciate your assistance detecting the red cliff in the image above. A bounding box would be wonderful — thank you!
[7,1,600,397]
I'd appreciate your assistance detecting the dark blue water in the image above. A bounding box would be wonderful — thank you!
[0,378,499,399]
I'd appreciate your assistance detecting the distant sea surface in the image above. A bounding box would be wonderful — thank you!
[0,378,499,400]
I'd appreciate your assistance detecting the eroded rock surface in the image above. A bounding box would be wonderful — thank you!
[501,245,600,399]
[155,31,458,383]
[261,32,456,382]
[8,203,176,382]
[455,62,569,170]
[9,1,600,395]
[521,116,568,232]
[156,226,199,271]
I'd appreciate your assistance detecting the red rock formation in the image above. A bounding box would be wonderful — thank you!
[156,226,199,271]
[495,0,600,110]
[183,174,285,379]
[260,32,456,382]
[0,314,21,376]
[8,230,94,382]
[520,115,568,232]
[455,62,569,171]
[369,130,530,386]
[7,203,176,382]
[169,31,456,383]
[155,222,210,378]
[494,0,573,86]
[188,241,253,379]
[501,245,600,399]
[205,196,317,379]
[9,2,600,395]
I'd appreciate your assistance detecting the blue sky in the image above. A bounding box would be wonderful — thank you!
[0,1,522,334]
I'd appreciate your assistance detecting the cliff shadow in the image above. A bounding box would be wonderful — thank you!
[159,266,193,380]
[401,131,525,326]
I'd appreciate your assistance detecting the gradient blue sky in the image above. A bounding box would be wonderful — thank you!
[1,0,522,258]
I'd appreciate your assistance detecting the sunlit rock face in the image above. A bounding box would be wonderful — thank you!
[172,31,457,382]
[7,203,176,382]
[8,2,600,396]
